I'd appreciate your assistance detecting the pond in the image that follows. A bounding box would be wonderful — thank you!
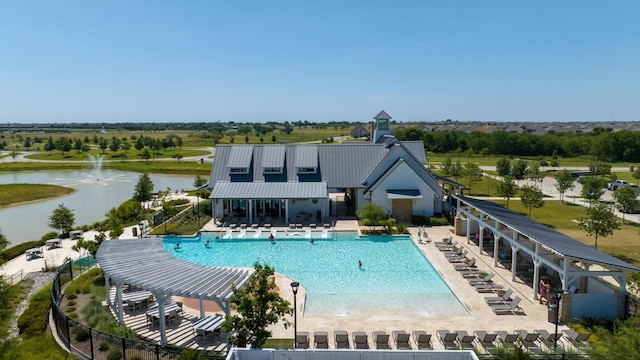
[0,170,198,246]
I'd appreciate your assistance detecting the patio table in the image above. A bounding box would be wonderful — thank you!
[192,314,224,342]
[146,303,181,329]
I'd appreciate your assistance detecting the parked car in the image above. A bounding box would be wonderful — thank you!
[616,197,640,213]
[607,180,630,190]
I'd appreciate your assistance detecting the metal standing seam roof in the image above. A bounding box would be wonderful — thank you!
[261,145,286,169]
[96,238,254,301]
[455,195,640,272]
[294,146,318,168]
[373,110,392,119]
[227,146,254,168]
[210,181,328,199]
[387,189,422,199]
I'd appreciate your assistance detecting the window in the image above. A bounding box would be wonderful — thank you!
[263,167,283,174]
[297,167,317,174]
[229,167,248,174]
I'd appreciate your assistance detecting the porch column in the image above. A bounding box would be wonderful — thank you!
[533,261,542,300]
[478,225,485,252]
[511,246,519,282]
[248,199,253,225]
[285,199,290,224]
[466,214,471,244]
[493,235,500,266]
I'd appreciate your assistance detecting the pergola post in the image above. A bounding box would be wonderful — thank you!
[114,282,124,324]
[199,298,205,318]
[156,295,167,346]
[105,275,111,306]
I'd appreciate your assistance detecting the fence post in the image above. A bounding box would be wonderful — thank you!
[156,344,160,360]
[65,315,71,347]
[89,327,94,360]
[122,338,126,360]
[69,260,74,280]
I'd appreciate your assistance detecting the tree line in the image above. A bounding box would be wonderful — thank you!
[394,126,640,162]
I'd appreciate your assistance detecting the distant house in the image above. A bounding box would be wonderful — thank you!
[350,124,370,139]
[207,111,443,225]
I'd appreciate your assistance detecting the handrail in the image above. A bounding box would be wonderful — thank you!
[9,269,24,285]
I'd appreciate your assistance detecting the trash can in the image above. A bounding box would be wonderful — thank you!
[548,303,558,323]
[132,227,138,237]
[631,165,635,172]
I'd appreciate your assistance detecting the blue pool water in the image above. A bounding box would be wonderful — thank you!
[165,232,468,318]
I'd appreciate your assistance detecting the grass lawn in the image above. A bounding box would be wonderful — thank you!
[493,199,640,266]
[0,183,75,206]
[25,148,210,161]
[428,153,631,168]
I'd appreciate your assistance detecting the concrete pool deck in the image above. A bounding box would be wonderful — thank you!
[194,220,573,352]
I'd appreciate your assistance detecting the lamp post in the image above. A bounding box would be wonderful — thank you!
[290,282,300,349]
[554,289,563,352]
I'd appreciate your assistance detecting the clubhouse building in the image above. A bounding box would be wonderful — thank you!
[207,111,444,226]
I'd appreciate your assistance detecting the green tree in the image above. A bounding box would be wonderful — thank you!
[48,204,75,236]
[99,138,108,154]
[587,315,640,359]
[496,158,511,177]
[554,170,576,204]
[633,168,640,185]
[463,162,483,195]
[356,203,387,232]
[525,163,544,185]
[451,160,463,181]
[193,174,208,190]
[612,186,639,223]
[511,160,528,180]
[133,173,154,204]
[441,156,453,176]
[580,177,606,204]
[520,185,544,218]
[0,227,9,264]
[221,262,293,348]
[142,149,151,163]
[161,200,179,233]
[496,176,517,209]
[578,202,620,249]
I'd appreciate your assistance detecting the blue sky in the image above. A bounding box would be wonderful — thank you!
[1,1,638,123]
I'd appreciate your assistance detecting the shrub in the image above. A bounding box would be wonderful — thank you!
[410,215,428,226]
[128,355,144,360]
[17,284,51,338]
[67,299,76,306]
[74,329,91,342]
[98,341,110,351]
[396,223,408,234]
[429,215,450,226]
[106,349,123,360]
[66,293,77,300]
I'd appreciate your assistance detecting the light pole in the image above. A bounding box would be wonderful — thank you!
[554,289,563,352]
[290,281,299,349]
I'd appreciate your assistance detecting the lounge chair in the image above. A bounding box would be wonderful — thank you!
[535,329,562,350]
[455,330,475,349]
[491,296,522,314]
[251,221,259,229]
[253,229,262,238]
[314,331,329,349]
[454,258,477,271]
[443,247,464,257]
[563,329,590,347]
[474,283,504,293]
[372,331,390,349]
[296,331,310,349]
[334,330,349,349]
[460,269,482,277]
[474,331,498,352]
[495,331,518,349]
[229,222,237,229]
[515,330,540,352]
[240,218,248,229]
[353,331,368,349]
[434,236,454,248]
[237,229,246,238]
[484,289,514,304]
[437,330,458,349]
[448,252,469,263]
[412,331,432,350]
[222,229,232,239]
[392,330,411,350]
[289,222,296,229]
[264,217,272,229]
[468,273,495,285]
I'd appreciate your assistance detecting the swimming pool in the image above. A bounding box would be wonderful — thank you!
[165,232,468,318]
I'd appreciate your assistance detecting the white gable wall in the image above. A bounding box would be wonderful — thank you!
[366,162,437,217]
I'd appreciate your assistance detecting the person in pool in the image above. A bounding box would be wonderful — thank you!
[269,234,275,242]
[358,260,362,269]
[174,243,180,250]
[205,239,210,246]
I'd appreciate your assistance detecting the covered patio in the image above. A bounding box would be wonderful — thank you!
[453,195,640,320]
[96,238,254,346]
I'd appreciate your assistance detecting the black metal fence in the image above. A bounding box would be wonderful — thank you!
[50,259,226,360]
[477,355,588,360]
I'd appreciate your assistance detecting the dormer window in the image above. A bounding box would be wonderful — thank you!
[263,167,283,174]
[229,167,248,174]
[297,167,317,174]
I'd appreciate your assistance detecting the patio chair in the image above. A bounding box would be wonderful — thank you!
[454,258,477,271]
[314,331,329,349]
[443,247,464,257]
[412,331,432,350]
[491,296,522,314]
[437,330,458,349]
[434,236,454,248]
[334,330,350,349]
[468,273,495,285]
[372,331,390,349]
[392,330,411,350]
[353,332,369,349]
[474,283,504,293]
[562,329,590,348]
[474,331,498,352]
[495,331,519,349]
[455,330,476,350]
[296,331,309,349]
[535,329,562,350]
[515,330,540,352]
[484,289,514,304]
